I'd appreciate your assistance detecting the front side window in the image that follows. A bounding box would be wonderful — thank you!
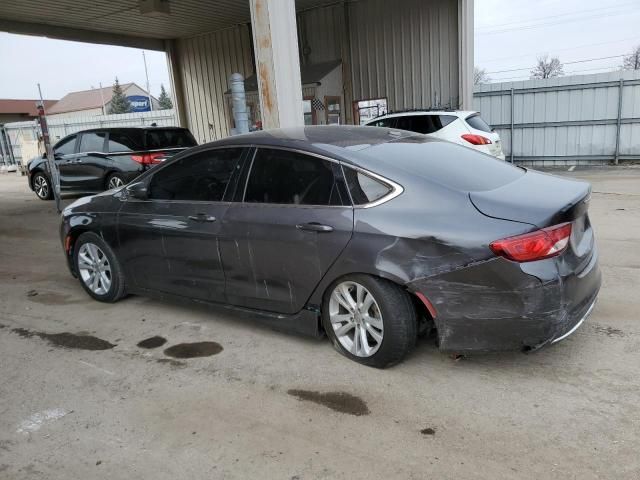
[78,132,107,153]
[54,135,77,156]
[148,148,243,201]
[244,149,345,206]
[342,167,393,205]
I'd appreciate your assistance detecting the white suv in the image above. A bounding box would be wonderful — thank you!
[364,110,505,160]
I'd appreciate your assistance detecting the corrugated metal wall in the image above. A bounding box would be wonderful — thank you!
[176,25,253,143]
[347,0,459,111]
[177,0,460,140]
[474,70,640,165]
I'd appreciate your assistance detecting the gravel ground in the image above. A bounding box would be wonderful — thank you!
[0,167,638,479]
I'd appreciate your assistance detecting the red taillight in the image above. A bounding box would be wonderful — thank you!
[461,134,492,145]
[131,152,165,165]
[490,223,572,262]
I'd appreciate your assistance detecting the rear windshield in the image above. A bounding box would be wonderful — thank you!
[361,139,524,192]
[465,114,493,133]
[145,129,197,150]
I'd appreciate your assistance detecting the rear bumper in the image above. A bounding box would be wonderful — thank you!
[408,250,601,354]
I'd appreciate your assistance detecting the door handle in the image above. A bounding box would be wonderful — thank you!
[296,222,334,232]
[188,214,216,223]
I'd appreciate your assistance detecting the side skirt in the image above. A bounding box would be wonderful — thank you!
[127,287,323,338]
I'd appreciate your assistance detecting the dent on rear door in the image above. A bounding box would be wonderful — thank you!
[219,204,354,314]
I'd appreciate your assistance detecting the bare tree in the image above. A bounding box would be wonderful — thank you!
[474,66,491,85]
[623,45,640,70]
[530,55,564,79]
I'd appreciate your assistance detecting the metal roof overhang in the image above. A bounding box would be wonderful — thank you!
[0,0,339,51]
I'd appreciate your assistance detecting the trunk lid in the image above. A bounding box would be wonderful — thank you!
[469,169,591,229]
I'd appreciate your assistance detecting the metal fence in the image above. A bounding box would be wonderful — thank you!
[473,70,640,166]
[0,109,178,166]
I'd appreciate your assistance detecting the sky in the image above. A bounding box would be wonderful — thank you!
[0,0,639,101]
[475,0,640,82]
[0,33,171,100]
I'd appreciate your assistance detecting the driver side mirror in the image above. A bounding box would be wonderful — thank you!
[127,181,148,200]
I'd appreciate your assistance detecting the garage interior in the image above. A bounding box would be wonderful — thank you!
[0,0,474,144]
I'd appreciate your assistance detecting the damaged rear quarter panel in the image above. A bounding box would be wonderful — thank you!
[307,177,548,324]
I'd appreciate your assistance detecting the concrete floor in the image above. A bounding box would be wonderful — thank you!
[0,167,639,479]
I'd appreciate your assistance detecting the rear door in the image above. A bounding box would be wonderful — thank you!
[117,147,247,301]
[219,147,354,314]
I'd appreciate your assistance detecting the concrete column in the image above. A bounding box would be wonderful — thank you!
[165,39,189,128]
[249,0,304,129]
[458,0,474,110]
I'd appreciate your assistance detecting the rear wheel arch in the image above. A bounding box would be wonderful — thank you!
[320,272,418,368]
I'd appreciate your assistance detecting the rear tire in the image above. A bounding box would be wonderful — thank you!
[106,173,126,190]
[33,172,52,200]
[73,232,126,303]
[322,274,417,368]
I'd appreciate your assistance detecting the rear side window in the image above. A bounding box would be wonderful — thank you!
[54,135,77,156]
[465,114,493,133]
[108,132,143,152]
[439,115,456,127]
[148,148,243,201]
[342,167,392,205]
[78,132,106,153]
[145,129,197,150]
[244,148,344,206]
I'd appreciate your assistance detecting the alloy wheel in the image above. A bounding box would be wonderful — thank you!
[34,175,49,199]
[108,176,124,189]
[77,243,112,295]
[329,281,384,357]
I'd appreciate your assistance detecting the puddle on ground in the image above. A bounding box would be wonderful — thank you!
[163,341,223,358]
[420,427,436,436]
[156,358,187,368]
[11,328,115,350]
[287,389,370,416]
[137,336,167,349]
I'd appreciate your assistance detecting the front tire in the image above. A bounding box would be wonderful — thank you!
[322,274,417,368]
[33,172,52,200]
[73,232,126,303]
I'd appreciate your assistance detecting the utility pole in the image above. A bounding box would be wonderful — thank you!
[142,50,153,111]
[99,82,107,115]
[37,83,61,212]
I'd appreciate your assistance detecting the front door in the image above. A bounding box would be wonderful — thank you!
[117,147,247,301]
[220,147,354,314]
[71,131,109,192]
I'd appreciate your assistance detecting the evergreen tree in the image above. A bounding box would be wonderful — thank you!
[158,84,173,110]
[109,78,131,114]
